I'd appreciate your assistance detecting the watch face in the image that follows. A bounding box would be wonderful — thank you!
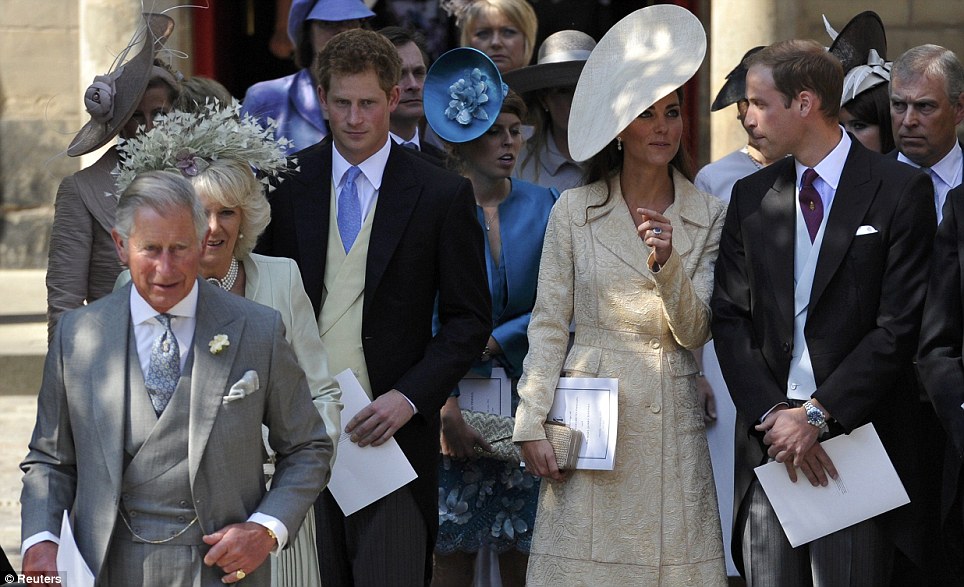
[805,402,825,427]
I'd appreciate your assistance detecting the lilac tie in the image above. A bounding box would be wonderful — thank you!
[337,166,362,253]
[799,168,823,242]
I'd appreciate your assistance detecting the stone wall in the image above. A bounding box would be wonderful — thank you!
[1,1,80,268]
[1,1,961,267]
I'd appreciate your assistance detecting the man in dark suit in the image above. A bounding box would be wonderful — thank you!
[711,40,935,585]
[890,44,963,221]
[256,29,490,586]
[919,184,964,580]
[378,26,448,163]
[889,43,963,585]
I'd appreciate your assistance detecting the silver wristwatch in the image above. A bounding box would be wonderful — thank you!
[802,400,828,431]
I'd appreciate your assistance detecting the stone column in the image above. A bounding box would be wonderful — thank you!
[708,0,795,162]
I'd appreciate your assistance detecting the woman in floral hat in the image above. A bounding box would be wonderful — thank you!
[423,47,558,586]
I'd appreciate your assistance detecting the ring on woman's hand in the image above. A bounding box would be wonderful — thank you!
[652,226,663,236]
[235,569,246,580]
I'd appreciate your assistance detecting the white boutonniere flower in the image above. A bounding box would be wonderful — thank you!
[209,334,230,355]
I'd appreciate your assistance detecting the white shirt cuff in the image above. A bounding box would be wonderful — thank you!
[402,394,418,415]
[247,513,288,554]
[22,531,60,556]
[760,402,790,423]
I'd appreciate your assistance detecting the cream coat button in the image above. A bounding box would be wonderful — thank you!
[651,404,661,413]
[650,339,661,349]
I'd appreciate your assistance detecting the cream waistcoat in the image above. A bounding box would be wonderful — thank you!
[319,182,377,399]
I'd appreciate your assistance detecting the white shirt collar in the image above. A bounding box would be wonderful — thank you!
[333,137,392,190]
[389,128,421,150]
[795,127,851,192]
[129,278,199,325]
[898,142,963,188]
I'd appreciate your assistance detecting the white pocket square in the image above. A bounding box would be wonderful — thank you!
[855,225,878,236]
[223,370,260,404]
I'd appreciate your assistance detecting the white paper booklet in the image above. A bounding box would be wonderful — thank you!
[457,367,512,416]
[327,370,418,516]
[56,510,95,587]
[755,423,909,547]
[546,377,619,470]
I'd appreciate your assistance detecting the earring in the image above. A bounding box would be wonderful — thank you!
[616,137,623,151]
[238,233,244,240]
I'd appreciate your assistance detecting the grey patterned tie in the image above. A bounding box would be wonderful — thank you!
[145,313,180,416]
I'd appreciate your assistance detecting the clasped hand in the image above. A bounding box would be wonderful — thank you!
[756,406,838,486]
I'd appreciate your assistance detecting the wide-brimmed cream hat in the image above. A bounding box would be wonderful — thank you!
[68,13,175,157]
[568,5,706,163]
[502,30,596,94]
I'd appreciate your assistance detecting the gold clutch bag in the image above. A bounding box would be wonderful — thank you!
[461,409,521,463]
[544,421,582,470]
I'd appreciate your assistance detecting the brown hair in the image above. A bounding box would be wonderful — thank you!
[313,29,401,95]
[447,89,528,171]
[746,39,843,120]
[582,87,694,222]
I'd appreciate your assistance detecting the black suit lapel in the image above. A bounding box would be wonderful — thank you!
[761,160,796,334]
[365,144,421,312]
[292,143,333,316]
[810,141,877,308]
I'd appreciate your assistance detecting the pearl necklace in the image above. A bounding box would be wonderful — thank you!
[207,257,239,291]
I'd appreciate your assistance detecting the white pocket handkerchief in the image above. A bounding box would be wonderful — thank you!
[223,370,260,404]
[855,225,878,236]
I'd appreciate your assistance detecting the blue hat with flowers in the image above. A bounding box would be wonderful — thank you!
[424,47,508,144]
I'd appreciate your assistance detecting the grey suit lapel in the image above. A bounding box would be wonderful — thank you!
[760,163,796,333]
[811,143,877,309]
[92,285,133,491]
[188,281,245,488]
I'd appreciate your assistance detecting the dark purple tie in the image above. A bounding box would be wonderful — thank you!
[799,168,823,242]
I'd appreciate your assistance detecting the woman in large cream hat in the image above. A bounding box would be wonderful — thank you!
[46,13,179,340]
[511,5,727,584]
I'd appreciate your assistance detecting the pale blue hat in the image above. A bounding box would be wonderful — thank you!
[424,48,508,144]
[287,0,375,45]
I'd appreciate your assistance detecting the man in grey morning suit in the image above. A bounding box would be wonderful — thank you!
[20,171,331,586]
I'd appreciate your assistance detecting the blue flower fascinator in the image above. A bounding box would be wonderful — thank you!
[424,47,508,144]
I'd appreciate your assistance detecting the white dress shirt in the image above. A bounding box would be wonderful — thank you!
[333,138,391,224]
[390,128,422,151]
[898,142,963,223]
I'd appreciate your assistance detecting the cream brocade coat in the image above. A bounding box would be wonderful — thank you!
[513,169,727,585]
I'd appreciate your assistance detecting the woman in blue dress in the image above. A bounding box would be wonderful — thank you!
[423,48,558,586]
